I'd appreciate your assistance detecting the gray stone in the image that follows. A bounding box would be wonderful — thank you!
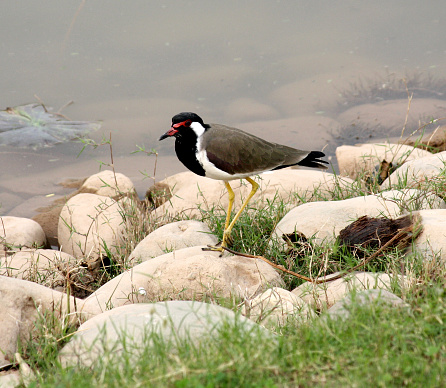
[128,220,218,263]
[242,287,315,328]
[0,216,46,252]
[293,271,406,310]
[81,246,284,315]
[324,289,409,321]
[58,193,133,259]
[381,150,446,189]
[60,301,272,368]
[336,143,432,180]
[0,276,81,363]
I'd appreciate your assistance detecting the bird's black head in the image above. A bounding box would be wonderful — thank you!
[159,112,207,141]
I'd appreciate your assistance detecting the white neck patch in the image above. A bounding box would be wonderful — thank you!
[190,121,206,138]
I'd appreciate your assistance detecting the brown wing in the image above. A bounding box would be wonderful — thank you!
[202,124,310,175]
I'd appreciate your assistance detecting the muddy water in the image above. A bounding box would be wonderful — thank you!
[1,1,446,217]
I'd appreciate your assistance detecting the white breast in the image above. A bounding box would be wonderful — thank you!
[195,146,259,181]
[193,121,259,181]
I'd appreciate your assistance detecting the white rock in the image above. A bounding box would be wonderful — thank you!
[242,287,315,328]
[58,193,130,259]
[0,249,77,290]
[324,289,409,321]
[381,150,446,189]
[128,220,219,263]
[0,216,46,252]
[0,371,20,388]
[380,189,446,212]
[80,170,136,199]
[412,209,446,262]
[60,301,272,368]
[293,271,404,310]
[336,143,432,179]
[0,276,82,362]
[271,192,403,248]
[81,246,283,315]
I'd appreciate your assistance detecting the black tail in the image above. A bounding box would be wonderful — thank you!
[297,151,329,169]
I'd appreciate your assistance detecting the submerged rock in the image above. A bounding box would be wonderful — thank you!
[0,103,100,149]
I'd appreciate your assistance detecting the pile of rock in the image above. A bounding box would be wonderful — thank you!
[1,144,446,379]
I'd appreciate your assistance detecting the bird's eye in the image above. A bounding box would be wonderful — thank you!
[184,120,192,127]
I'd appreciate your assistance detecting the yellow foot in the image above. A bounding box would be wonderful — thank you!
[202,244,224,252]
[202,230,233,256]
[202,243,225,257]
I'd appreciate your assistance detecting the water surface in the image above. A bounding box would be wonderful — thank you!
[1,0,445,216]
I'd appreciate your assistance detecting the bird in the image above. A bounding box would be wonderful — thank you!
[159,112,329,252]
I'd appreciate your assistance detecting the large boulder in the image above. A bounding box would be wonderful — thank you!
[0,249,78,291]
[81,246,283,315]
[0,216,46,252]
[80,170,136,199]
[381,151,446,189]
[336,143,431,179]
[60,301,272,368]
[293,271,405,310]
[128,220,219,263]
[270,189,443,248]
[0,276,81,363]
[58,193,132,259]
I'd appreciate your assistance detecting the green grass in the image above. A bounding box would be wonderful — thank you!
[23,282,446,387]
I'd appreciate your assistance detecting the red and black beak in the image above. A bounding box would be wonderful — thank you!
[159,126,178,141]
[159,120,191,141]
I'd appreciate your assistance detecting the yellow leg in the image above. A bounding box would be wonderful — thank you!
[204,177,259,253]
[222,177,259,248]
[223,181,235,233]
[203,181,235,253]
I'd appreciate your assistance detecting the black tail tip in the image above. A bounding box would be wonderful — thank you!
[299,151,329,169]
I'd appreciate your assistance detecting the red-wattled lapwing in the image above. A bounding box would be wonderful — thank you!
[159,112,329,252]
